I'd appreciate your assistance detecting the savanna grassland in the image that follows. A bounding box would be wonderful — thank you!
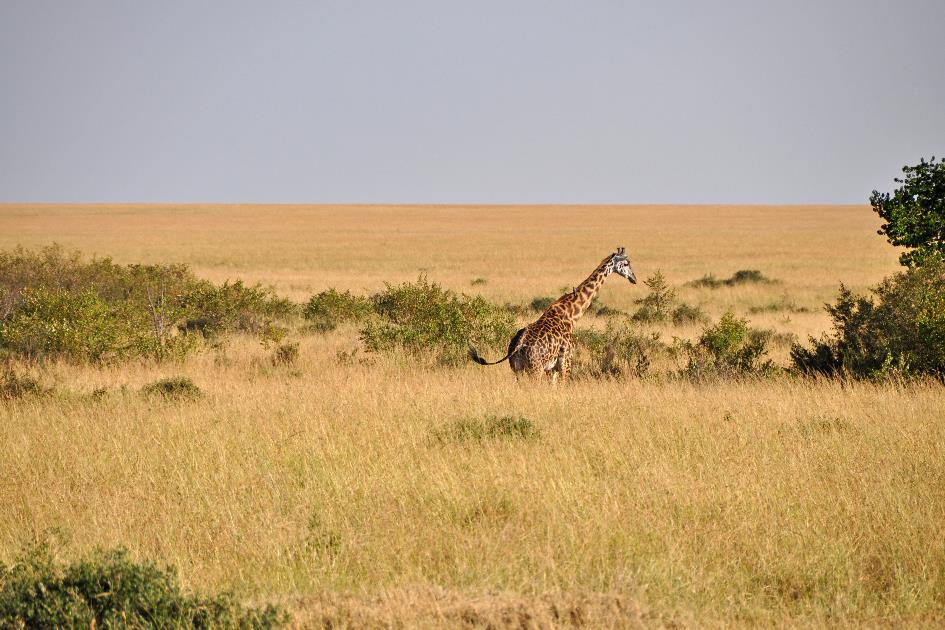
[1,204,944,628]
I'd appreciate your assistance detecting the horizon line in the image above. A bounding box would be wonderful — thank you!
[0,201,870,208]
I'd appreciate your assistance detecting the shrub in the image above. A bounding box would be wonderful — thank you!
[141,376,202,400]
[470,277,488,285]
[0,245,198,318]
[591,304,626,318]
[631,271,676,323]
[529,296,555,312]
[687,269,776,289]
[0,288,128,362]
[0,245,294,362]
[179,280,295,338]
[0,543,286,629]
[791,259,945,378]
[0,367,46,401]
[433,415,539,444]
[501,302,529,318]
[361,277,515,364]
[302,288,373,332]
[0,287,199,363]
[682,312,775,379]
[573,321,665,378]
[671,302,709,326]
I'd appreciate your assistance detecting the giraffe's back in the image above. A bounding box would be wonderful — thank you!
[509,316,571,374]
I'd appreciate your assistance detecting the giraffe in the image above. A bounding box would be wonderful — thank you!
[469,247,637,382]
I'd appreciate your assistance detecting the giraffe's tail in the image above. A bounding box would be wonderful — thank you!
[468,347,509,365]
[469,328,526,366]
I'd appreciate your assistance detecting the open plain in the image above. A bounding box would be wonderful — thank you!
[1,204,943,628]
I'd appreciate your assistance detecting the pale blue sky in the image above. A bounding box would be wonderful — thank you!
[1,1,942,203]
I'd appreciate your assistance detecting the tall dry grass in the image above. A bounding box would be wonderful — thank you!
[0,204,942,627]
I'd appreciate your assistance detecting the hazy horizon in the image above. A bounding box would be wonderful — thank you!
[2,1,943,205]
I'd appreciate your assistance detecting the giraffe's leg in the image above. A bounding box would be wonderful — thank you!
[554,338,573,383]
[560,340,573,382]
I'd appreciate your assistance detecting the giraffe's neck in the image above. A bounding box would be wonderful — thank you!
[558,263,611,324]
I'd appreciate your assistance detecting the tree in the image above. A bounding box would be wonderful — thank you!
[870,156,945,266]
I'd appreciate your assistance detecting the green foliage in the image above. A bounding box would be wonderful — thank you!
[179,281,295,338]
[0,367,46,401]
[671,302,709,326]
[870,156,945,267]
[0,543,286,629]
[141,376,202,400]
[628,271,704,327]
[302,288,373,332]
[631,271,676,323]
[361,277,516,364]
[792,258,945,378]
[529,296,555,312]
[0,288,127,362]
[590,304,626,318]
[0,245,294,362]
[687,269,775,289]
[682,312,774,379]
[433,415,539,444]
[573,321,665,378]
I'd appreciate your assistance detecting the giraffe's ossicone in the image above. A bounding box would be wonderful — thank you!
[469,247,637,382]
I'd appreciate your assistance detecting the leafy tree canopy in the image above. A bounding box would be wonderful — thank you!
[870,156,945,266]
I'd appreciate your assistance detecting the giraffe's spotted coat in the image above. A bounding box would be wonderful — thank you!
[471,248,636,382]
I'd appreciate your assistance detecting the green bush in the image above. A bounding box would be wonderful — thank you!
[671,302,709,326]
[179,280,295,338]
[0,245,294,362]
[687,269,776,289]
[590,304,626,318]
[0,284,197,363]
[631,271,676,323]
[0,544,286,629]
[682,312,775,379]
[361,277,515,364]
[0,245,197,314]
[529,296,555,312]
[573,321,665,378]
[141,376,202,400]
[433,415,539,444]
[0,288,129,362]
[302,288,373,332]
[792,259,945,378]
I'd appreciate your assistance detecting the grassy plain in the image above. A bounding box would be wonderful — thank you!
[1,204,943,627]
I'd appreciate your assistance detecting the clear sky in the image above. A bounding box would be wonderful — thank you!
[1,1,943,204]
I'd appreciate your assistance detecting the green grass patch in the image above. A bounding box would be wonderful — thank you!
[140,376,202,400]
[433,415,539,444]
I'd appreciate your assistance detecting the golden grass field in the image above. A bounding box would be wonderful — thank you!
[1,204,943,628]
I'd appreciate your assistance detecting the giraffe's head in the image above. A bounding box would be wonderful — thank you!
[609,247,637,284]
